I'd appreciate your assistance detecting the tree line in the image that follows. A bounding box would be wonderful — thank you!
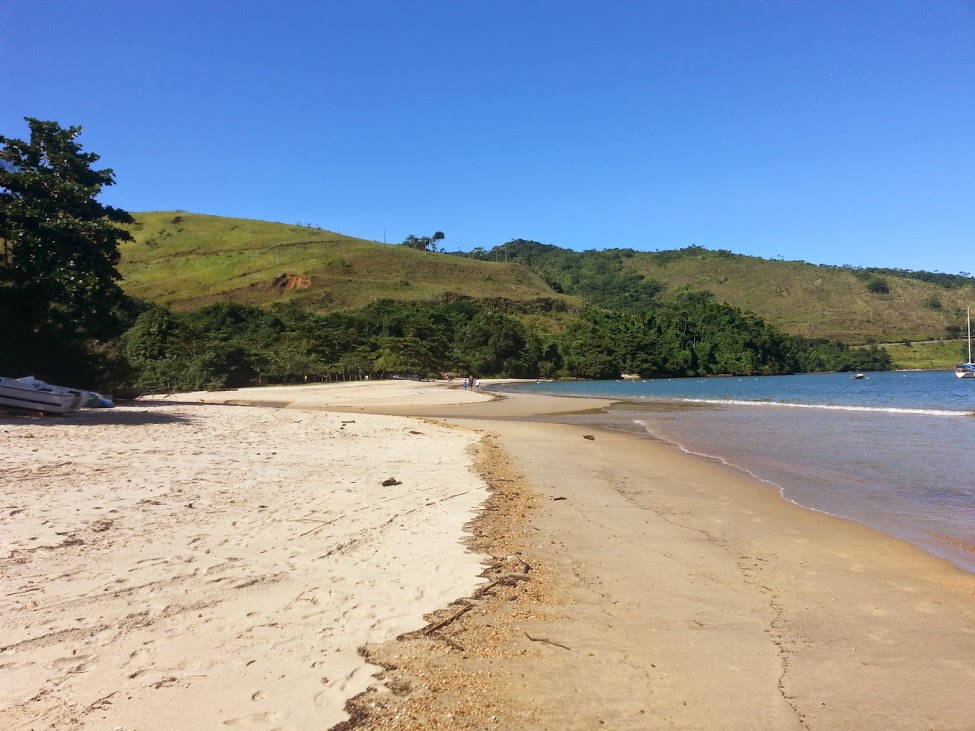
[119,295,890,392]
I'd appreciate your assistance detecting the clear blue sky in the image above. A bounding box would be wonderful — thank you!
[2,0,973,273]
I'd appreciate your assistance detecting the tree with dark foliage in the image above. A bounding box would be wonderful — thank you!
[0,118,134,384]
[400,231,445,252]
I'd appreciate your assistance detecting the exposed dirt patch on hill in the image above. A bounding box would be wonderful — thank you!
[271,273,312,291]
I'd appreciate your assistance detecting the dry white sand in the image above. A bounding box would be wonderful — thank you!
[0,399,488,730]
[169,379,495,410]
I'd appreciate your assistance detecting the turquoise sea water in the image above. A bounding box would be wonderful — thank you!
[495,372,975,574]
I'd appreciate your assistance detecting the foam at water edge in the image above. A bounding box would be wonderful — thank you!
[673,398,970,418]
[633,419,841,519]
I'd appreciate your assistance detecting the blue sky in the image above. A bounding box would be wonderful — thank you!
[2,1,973,273]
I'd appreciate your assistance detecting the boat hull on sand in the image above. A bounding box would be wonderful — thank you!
[0,376,83,414]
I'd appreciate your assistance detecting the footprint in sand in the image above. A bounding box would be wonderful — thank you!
[124,648,152,666]
[223,711,282,726]
[53,654,92,668]
[334,667,359,692]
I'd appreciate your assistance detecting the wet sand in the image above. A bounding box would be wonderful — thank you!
[352,384,975,730]
[461,421,975,729]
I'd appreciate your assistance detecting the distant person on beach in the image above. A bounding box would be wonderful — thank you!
[462,378,469,390]
[474,378,481,390]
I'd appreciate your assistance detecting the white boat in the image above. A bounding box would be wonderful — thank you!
[955,308,975,379]
[0,376,84,414]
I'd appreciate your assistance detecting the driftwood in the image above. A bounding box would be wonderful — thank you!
[428,632,466,652]
[423,603,472,634]
[294,517,340,537]
[524,631,571,651]
[423,490,472,506]
[512,555,532,573]
[474,573,530,599]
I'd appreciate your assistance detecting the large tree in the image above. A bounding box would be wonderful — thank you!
[0,118,134,383]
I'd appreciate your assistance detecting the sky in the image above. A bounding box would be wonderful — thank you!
[2,0,973,274]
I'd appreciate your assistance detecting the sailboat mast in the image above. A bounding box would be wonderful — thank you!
[969,307,972,364]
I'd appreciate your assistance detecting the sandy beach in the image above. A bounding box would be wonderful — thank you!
[0,387,491,730]
[3,380,975,730]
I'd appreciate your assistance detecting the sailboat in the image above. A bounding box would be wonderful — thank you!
[955,308,975,379]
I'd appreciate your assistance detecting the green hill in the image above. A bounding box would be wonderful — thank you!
[875,340,970,371]
[626,248,975,344]
[119,212,574,312]
[119,213,974,348]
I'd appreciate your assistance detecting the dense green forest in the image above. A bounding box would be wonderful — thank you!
[1,119,897,394]
[120,296,891,393]
[449,239,664,312]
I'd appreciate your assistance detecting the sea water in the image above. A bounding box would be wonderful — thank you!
[496,372,975,574]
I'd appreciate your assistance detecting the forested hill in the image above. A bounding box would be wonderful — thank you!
[453,240,974,344]
[121,213,975,345]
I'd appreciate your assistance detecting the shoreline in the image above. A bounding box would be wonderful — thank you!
[340,384,975,729]
[4,381,974,729]
[488,379,975,576]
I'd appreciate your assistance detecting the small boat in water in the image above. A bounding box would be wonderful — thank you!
[852,373,866,380]
[955,308,975,379]
[0,376,84,414]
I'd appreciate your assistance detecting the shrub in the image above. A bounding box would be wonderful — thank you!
[866,277,889,294]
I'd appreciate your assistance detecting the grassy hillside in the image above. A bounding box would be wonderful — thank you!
[119,213,974,347]
[881,340,971,371]
[119,212,575,312]
[627,249,975,344]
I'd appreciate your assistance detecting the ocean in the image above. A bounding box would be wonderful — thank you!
[494,371,975,574]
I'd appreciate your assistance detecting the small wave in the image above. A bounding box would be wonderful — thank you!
[633,419,845,518]
[674,398,970,417]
